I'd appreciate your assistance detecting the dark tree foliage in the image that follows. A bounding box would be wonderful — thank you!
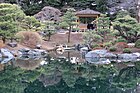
[2,0,108,15]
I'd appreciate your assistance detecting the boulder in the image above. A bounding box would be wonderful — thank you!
[90,49,107,57]
[7,42,17,47]
[34,6,61,22]
[132,52,140,58]
[103,53,117,58]
[1,48,14,58]
[85,51,100,58]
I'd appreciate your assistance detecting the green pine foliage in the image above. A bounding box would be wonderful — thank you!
[59,9,78,43]
[113,11,140,43]
[97,15,111,42]
[0,3,41,43]
[42,21,56,41]
[0,3,25,41]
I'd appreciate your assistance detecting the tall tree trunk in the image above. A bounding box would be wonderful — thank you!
[68,26,71,43]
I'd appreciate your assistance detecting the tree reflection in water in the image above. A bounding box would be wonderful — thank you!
[0,58,140,93]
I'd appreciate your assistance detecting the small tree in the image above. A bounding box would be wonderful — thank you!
[42,21,56,41]
[83,31,102,47]
[20,16,41,31]
[0,3,25,43]
[60,8,78,43]
[113,13,140,43]
[97,15,111,42]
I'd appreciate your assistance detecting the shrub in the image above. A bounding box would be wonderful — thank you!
[91,44,99,49]
[123,48,132,53]
[72,28,80,32]
[135,39,140,48]
[116,37,127,43]
[115,42,128,48]
[103,42,112,48]
[109,47,117,52]
[16,31,42,48]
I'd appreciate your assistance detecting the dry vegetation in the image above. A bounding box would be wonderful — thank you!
[16,31,42,48]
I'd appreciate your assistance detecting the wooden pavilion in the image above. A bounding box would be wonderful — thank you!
[76,8,101,31]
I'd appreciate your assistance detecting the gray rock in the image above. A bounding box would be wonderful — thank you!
[7,42,17,47]
[1,48,14,58]
[132,53,140,58]
[34,6,61,22]
[104,53,117,58]
[85,51,100,58]
[19,48,30,52]
[89,49,108,57]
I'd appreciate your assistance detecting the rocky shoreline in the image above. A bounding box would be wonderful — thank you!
[0,48,140,64]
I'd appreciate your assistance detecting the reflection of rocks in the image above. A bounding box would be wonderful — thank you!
[85,57,111,64]
[18,48,47,57]
[14,58,43,70]
[0,48,14,64]
[118,53,138,61]
[38,70,62,87]
[1,48,14,58]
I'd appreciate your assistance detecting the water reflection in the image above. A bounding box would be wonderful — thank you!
[0,50,140,93]
[14,58,43,70]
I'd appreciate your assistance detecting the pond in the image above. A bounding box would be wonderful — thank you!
[0,50,140,93]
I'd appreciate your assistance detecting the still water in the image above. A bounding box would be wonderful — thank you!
[0,51,140,93]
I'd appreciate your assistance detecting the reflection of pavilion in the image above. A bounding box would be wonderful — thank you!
[76,8,101,31]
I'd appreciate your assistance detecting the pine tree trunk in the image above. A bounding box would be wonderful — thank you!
[68,26,71,43]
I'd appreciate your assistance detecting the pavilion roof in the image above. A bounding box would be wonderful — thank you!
[76,8,101,15]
